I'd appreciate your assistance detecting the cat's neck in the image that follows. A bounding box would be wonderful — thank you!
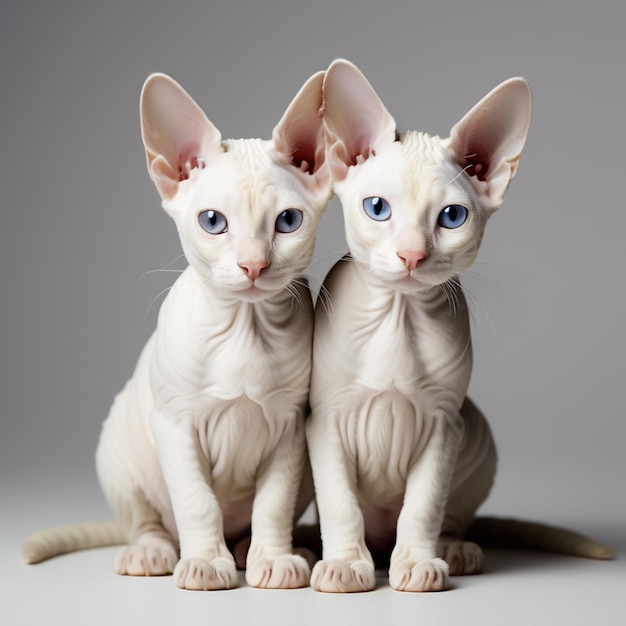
[318,257,471,393]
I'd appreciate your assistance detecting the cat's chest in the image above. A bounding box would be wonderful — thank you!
[357,308,421,391]
[151,274,312,402]
[315,263,472,400]
[195,318,271,390]
[347,296,467,394]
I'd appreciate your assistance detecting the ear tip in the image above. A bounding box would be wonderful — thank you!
[503,77,533,103]
[142,72,171,89]
[305,70,325,94]
[326,58,362,82]
[141,73,182,103]
[323,59,373,110]
[328,58,355,68]
[506,79,533,124]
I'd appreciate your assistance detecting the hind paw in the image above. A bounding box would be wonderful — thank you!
[439,539,483,575]
[115,544,177,576]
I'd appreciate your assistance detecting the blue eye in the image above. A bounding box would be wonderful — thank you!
[363,196,391,221]
[438,204,468,229]
[275,209,303,233]
[198,210,228,234]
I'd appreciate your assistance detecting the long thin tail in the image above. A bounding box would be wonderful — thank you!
[467,516,614,560]
[22,520,127,564]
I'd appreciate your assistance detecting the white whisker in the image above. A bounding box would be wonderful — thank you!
[444,163,473,188]
[137,269,185,282]
[453,275,497,340]
[440,280,460,316]
[308,250,348,274]
[461,266,515,311]
[298,272,326,301]
[286,280,307,312]
[144,286,172,320]
[314,280,333,317]
[137,254,187,283]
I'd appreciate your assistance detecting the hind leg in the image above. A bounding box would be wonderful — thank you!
[111,492,178,576]
[439,397,497,575]
[96,385,178,576]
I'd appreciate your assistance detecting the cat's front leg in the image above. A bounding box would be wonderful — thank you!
[150,409,237,591]
[306,414,376,593]
[389,405,464,592]
[245,417,310,589]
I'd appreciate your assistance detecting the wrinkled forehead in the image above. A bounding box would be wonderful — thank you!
[398,132,476,204]
[180,138,306,213]
[391,132,467,188]
[339,131,474,206]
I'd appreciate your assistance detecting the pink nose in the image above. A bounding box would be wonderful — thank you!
[397,250,427,271]
[238,260,269,281]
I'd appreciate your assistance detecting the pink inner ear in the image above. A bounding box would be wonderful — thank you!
[272,70,326,177]
[453,122,500,183]
[449,78,532,201]
[178,143,206,181]
[289,135,316,173]
[287,116,322,173]
[322,60,396,177]
[462,146,491,182]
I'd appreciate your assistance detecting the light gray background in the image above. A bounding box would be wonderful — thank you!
[1,1,624,624]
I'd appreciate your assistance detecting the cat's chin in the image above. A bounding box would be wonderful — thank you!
[394,279,438,295]
[234,286,274,303]
[371,271,442,295]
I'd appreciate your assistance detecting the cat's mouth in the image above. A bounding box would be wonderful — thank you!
[396,272,428,291]
[236,284,269,301]
[232,269,299,302]
[236,278,288,301]
[375,268,442,293]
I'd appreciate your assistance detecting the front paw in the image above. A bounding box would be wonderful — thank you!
[311,559,376,593]
[174,557,237,591]
[389,557,449,592]
[246,554,310,589]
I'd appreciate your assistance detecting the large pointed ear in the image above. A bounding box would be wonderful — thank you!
[449,78,532,210]
[322,59,396,182]
[140,73,223,201]
[272,70,329,193]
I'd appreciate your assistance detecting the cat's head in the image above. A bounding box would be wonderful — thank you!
[322,60,531,293]
[140,71,331,302]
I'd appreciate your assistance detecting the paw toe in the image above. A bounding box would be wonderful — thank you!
[443,541,483,576]
[174,557,237,591]
[311,559,375,593]
[246,554,310,589]
[115,544,177,576]
[389,557,449,592]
